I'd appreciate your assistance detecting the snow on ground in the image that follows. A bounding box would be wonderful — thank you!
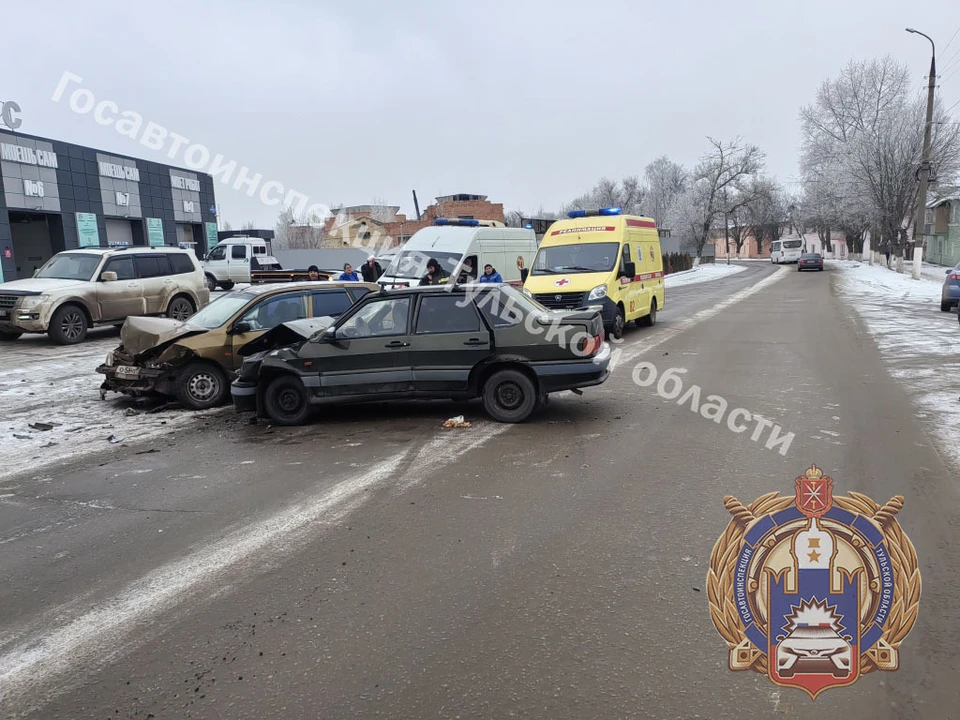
[664,262,747,288]
[0,330,225,481]
[832,260,960,469]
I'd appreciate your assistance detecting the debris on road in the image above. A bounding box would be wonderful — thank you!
[107,434,123,444]
[136,448,160,455]
[442,415,472,429]
[29,422,56,431]
[124,408,139,417]
[13,434,31,440]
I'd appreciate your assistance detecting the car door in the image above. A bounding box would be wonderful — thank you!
[409,293,491,393]
[205,244,227,280]
[134,254,173,315]
[97,255,144,320]
[228,244,249,282]
[306,295,413,396]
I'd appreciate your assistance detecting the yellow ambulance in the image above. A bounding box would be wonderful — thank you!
[522,208,665,339]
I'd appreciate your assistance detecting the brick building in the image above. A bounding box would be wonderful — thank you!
[320,194,505,250]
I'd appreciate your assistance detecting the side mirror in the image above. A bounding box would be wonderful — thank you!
[33,269,40,278]
[520,268,529,282]
[947,269,951,275]
[232,321,252,335]
[623,262,636,278]
[100,271,118,282]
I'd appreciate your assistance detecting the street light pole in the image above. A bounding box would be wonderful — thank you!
[906,27,936,280]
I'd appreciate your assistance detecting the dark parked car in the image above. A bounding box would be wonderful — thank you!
[797,253,824,271]
[940,262,960,312]
[231,284,612,425]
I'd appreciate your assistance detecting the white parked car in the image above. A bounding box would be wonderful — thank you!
[0,247,210,344]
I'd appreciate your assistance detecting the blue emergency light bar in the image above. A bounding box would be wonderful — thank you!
[434,218,480,227]
[525,223,533,229]
[566,207,622,218]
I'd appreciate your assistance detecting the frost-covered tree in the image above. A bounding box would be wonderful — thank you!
[668,138,765,257]
[564,176,646,215]
[644,156,687,227]
[800,56,960,264]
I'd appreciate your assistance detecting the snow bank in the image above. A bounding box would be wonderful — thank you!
[665,262,747,288]
[834,262,960,468]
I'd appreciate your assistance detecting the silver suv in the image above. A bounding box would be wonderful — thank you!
[0,247,210,345]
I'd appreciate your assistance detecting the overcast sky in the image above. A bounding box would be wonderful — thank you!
[6,0,960,227]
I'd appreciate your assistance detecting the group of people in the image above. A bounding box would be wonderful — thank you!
[418,257,502,286]
[305,256,385,282]
[305,255,502,286]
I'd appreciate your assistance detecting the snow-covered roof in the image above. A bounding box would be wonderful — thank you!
[927,195,960,209]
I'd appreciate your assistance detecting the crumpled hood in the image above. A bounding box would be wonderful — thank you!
[238,316,336,357]
[0,278,88,294]
[121,315,208,356]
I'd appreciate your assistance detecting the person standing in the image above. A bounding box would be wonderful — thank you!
[338,263,359,281]
[478,264,502,283]
[360,255,383,282]
[307,265,322,281]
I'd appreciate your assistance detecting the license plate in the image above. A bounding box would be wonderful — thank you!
[114,366,141,378]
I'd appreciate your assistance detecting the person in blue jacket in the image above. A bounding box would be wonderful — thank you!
[478,264,502,283]
[338,263,359,281]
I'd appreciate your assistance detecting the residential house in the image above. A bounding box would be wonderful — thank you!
[925,194,960,268]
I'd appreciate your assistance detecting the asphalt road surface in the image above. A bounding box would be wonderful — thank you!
[2,262,958,719]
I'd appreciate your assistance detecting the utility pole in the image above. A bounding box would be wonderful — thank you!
[907,28,936,280]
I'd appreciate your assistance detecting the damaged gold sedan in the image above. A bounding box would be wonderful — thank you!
[97,281,378,409]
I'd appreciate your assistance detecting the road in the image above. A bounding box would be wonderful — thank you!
[2,262,958,719]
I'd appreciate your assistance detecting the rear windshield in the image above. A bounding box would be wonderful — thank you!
[782,240,802,249]
[531,242,620,275]
[801,254,821,259]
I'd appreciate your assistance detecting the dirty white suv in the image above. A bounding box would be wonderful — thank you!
[0,247,210,345]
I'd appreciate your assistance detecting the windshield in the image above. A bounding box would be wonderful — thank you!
[782,240,802,249]
[385,250,462,279]
[35,253,102,281]
[185,292,256,329]
[531,242,620,275]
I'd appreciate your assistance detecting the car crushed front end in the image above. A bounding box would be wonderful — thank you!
[97,316,208,400]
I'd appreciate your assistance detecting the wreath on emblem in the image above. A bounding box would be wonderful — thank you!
[707,486,920,678]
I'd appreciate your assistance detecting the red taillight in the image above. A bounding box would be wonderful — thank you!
[949,273,959,280]
[578,335,602,357]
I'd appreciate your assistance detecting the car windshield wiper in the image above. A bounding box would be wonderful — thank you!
[556,265,600,273]
[531,269,556,275]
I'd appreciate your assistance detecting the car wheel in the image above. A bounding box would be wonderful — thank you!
[175,362,228,410]
[608,306,625,340]
[941,301,952,312]
[220,281,235,291]
[0,330,22,341]
[482,369,537,423]
[48,304,88,345]
[264,375,312,426]
[205,275,217,293]
[167,295,195,321]
[640,298,658,327]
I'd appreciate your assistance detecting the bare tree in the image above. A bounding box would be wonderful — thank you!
[273,204,330,249]
[222,221,233,231]
[669,138,765,257]
[745,178,786,255]
[644,156,687,227]
[800,56,960,263]
[563,176,646,215]
[241,220,256,231]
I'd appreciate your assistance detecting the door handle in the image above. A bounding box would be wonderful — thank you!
[463,338,487,346]
[127,283,139,287]
[385,341,410,348]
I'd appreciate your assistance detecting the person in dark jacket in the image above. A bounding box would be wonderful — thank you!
[478,264,503,283]
[307,265,322,281]
[419,258,448,286]
[360,255,383,282]
[338,263,359,281]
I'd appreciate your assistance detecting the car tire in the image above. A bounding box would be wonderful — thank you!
[175,362,228,410]
[166,295,196,322]
[0,329,22,341]
[220,281,235,291]
[482,369,537,423]
[942,301,952,312]
[608,305,625,340]
[205,274,218,293]
[640,298,658,327]
[48,304,88,345]
[264,374,312,426]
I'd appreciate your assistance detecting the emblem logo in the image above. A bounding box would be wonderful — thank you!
[707,465,920,699]
[554,278,570,287]
[554,294,562,302]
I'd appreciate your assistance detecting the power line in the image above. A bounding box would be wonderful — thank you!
[943,25,960,55]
